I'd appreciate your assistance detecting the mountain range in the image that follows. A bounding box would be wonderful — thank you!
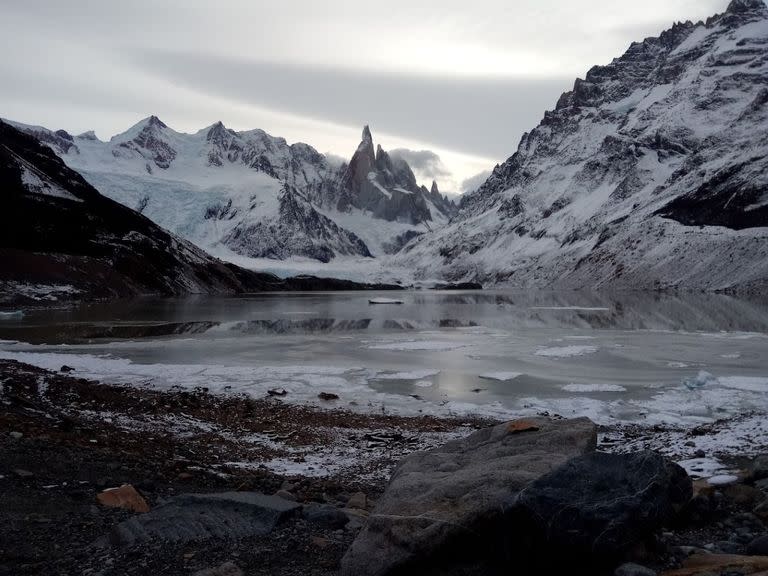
[0,121,398,304]
[4,0,768,293]
[397,0,768,292]
[9,118,456,264]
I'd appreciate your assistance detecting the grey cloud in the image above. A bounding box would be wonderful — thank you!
[389,149,451,181]
[131,51,570,159]
[461,170,493,194]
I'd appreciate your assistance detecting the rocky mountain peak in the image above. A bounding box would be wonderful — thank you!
[76,130,98,141]
[726,0,767,14]
[205,121,230,142]
[361,124,373,144]
[430,180,439,196]
[146,115,167,129]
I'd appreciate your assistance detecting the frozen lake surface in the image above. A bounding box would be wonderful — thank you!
[1,290,767,432]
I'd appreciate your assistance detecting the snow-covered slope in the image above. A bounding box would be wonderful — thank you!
[0,120,287,300]
[8,118,454,263]
[398,0,768,292]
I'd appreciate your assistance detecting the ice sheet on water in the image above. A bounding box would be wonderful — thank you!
[366,340,466,351]
[373,370,440,380]
[535,345,598,358]
[683,371,718,390]
[479,372,523,381]
[561,383,627,393]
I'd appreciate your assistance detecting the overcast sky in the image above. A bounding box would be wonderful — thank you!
[0,0,731,193]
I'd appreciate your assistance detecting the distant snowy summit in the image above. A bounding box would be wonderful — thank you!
[397,0,768,292]
[7,117,456,264]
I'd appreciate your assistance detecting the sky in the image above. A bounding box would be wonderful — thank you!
[0,0,730,194]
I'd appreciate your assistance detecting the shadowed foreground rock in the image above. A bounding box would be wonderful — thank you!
[518,451,693,566]
[99,492,301,548]
[341,417,598,576]
[342,418,694,576]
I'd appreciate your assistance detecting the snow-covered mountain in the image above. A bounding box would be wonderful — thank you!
[9,118,455,264]
[397,0,768,292]
[0,120,401,303]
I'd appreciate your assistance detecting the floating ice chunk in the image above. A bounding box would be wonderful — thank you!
[374,370,440,380]
[707,474,739,486]
[561,383,627,393]
[369,298,404,305]
[479,372,523,381]
[367,341,465,351]
[535,345,598,358]
[667,361,690,368]
[683,371,718,390]
[0,311,23,319]
[413,380,433,388]
[530,306,609,312]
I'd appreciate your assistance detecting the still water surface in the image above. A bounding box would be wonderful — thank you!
[1,291,767,425]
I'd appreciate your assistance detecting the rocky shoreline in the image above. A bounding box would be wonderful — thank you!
[1,360,767,575]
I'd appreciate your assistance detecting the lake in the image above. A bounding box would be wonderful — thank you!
[1,290,768,429]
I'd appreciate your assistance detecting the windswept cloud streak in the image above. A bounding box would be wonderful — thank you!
[0,0,733,193]
[389,149,452,183]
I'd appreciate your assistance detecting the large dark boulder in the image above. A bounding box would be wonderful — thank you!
[342,421,693,576]
[517,451,692,568]
[341,417,598,576]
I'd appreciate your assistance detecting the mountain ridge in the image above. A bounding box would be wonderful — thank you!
[397,0,768,292]
[6,118,456,264]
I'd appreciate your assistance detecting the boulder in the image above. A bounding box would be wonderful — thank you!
[347,491,367,510]
[747,535,768,556]
[192,562,243,576]
[751,455,768,481]
[100,492,301,548]
[302,503,349,529]
[96,484,150,513]
[341,417,598,576]
[517,451,692,566]
[615,563,657,576]
[660,553,768,576]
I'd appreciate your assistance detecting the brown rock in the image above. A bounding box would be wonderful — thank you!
[274,489,297,501]
[661,553,768,575]
[192,561,243,576]
[506,418,540,434]
[347,491,367,509]
[755,498,768,522]
[318,392,339,401]
[311,536,332,549]
[96,484,150,513]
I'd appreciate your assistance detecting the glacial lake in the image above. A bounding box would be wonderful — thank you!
[1,290,768,428]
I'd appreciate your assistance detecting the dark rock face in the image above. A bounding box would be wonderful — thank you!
[517,451,692,567]
[341,417,598,576]
[335,126,457,225]
[116,115,177,169]
[656,162,768,230]
[223,186,372,262]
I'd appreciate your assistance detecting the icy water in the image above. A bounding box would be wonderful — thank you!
[1,291,768,428]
